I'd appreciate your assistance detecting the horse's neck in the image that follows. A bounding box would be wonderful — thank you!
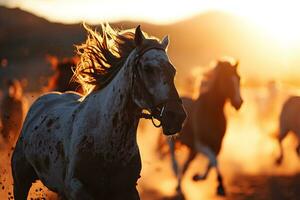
[198,80,226,114]
[83,55,141,146]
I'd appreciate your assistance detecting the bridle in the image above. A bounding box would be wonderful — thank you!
[132,45,182,127]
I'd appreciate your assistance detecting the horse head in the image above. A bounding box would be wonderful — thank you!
[132,26,186,135]
[217,60,243,110]
[6,79,23,100]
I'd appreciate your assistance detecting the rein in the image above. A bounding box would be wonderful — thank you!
[139,106,165,128]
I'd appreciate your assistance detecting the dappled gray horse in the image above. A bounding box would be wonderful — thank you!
[11,24,186,200]
[167,59,243,196]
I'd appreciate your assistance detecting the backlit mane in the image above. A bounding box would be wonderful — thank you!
[200,57,237,94]
[74,23,160,95]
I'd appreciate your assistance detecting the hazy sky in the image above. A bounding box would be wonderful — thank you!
[1,0,300,46]
[1,0,240,24]
[1,0,298,24]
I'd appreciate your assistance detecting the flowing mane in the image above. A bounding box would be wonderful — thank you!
[200,57,237,94]
[74,23,160,95]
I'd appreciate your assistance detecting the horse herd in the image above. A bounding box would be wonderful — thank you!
[0,25,299,200]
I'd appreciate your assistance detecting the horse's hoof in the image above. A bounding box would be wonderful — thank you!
[217,185,226,196]
[174,191,185,200]
[192,174,205,181]
[275,157,283,165]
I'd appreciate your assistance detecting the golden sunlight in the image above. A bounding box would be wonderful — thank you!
[6,0,300,49]
[222,0,300,48]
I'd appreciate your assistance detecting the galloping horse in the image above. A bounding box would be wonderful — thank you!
[11,24,186,200]
[46,56,83,93]
[275,96,300,165]
[167,59,243,196]
[0,79,27,144]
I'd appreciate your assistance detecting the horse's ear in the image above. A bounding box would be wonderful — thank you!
[161,35,169,50]
[234,60,239,69]
[135,25,145,47]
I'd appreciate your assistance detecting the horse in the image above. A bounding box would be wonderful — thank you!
[11,24,186,200]
[274,96,300,165]
[0,79,27,145]
[165,59,243,196]
[46,56,83,93]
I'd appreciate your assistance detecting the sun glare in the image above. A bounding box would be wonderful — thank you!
[221,1,300,48]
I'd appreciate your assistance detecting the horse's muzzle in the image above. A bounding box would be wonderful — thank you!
[161,100,186,135]
[232,97,243,110]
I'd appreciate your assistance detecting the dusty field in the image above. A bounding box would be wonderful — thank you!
[140,173,300,200]
[1,86,300,200]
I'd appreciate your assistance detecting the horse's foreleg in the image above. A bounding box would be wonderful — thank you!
[182,150,197,176]
[275,139,284,165]
[168,138,182,194]
[194,142,225,196]
[66,178,93,200]
[12,141,37,200]
[275,124,289,165]
[192,161,212,181]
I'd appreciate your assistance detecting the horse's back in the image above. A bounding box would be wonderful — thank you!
[280,96,300,134]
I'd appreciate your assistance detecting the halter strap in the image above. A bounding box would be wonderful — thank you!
[132,45,181,127]
[135,46,166,60]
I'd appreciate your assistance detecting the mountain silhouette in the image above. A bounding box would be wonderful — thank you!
[0,6,283,91]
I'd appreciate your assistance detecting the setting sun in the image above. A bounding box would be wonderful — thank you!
[224,1,300,48]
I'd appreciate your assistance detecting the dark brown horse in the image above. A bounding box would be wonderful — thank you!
[46,56,82,93]
[165,59,243,196]
[275,96,300,165]
[0,79,27,144]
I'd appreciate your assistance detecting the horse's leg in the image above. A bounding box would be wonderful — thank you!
[275,127,288,165]
[11,141,37,200]
[65,157,94,200]
[168,138,182,194]
[181,149,197,177]
[194,142,225,196]
[192,162,212,181]
[275,139,284,165]
[65,177,93,200]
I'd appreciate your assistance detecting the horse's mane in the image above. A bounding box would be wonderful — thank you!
[200,57,237,94]
[74,23,158,95]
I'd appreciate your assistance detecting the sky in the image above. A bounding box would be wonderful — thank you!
[2,0,300,48]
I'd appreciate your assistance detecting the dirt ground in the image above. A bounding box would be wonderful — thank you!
[139,173,300,200]
[1,89,300,200]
